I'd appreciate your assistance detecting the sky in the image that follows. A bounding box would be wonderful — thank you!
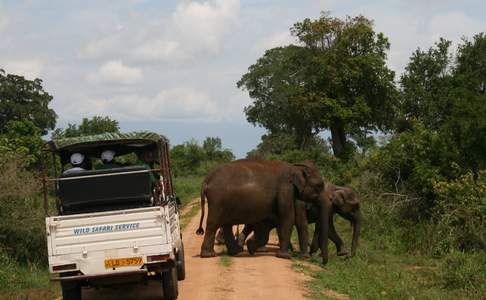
[0,0,484,157]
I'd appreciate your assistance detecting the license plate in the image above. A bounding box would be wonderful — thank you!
[104,257,143,269]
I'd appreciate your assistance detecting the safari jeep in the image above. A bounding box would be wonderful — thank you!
[41,132,185,300]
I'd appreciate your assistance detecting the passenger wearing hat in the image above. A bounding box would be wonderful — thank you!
[63,153,86,174]
[96,150,120,169]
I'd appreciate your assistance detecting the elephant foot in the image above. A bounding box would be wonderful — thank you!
[227,245,243,256]
[301,251,311,259]
[337,249,349,257]
[236,233,246,248]
[247,239,257,255]
[276,251,291,259]
[200,250,216,258]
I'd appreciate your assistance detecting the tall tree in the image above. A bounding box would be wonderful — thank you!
[238,13,397,159]
[0,69,57,135]
[52,116,120,138]
[399,38,453,131]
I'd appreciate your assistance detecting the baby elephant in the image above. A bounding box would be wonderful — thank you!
[239,183,361,257]
[309,184,361,257]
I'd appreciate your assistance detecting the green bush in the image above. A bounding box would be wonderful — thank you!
[433,171,486,253]
[0,153,46,264]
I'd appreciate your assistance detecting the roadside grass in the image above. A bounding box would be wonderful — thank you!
[174,175,203,206]
[219,253,233,268]
[175,175,203,229]
[0,250,59,300]
[291,217,485,299]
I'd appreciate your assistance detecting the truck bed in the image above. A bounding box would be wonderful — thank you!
[46,205,177,277]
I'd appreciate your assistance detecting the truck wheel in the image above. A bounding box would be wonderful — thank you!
[61,281,81,300]
[162,267,178,300]
[176,243,186,281]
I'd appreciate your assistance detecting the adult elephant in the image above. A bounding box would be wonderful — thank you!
[195,159,330,264]
[239,183,361,258]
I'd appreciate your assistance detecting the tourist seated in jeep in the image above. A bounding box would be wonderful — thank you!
[95,149,121,170]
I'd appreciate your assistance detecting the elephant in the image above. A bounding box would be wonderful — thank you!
[238,183,361,258]
[310,184,361,257]
[195,159,330,264]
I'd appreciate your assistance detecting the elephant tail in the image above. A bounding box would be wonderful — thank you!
[196,181,207,235]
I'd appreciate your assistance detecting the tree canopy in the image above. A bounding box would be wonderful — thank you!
[52,116,120,138]
[0,69,57,135]
[238,13,397,159]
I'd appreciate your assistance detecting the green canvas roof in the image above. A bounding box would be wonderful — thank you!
[49,131,167,152]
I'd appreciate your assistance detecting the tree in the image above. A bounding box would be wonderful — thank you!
[238,13,397,159]
[0,69,57,135]
[52,116,120,138]
[203,137,223,160]
[399,34,486,172]
[399,38,453,131]
[0,120,43,164]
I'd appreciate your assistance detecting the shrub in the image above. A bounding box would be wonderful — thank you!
[0,153,46,264]
[433,171,486,253]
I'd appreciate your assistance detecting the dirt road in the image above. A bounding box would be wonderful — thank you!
[79,201,310,299]
[178,204,309,300]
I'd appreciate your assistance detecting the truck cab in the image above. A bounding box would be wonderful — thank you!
[42,131,185,300]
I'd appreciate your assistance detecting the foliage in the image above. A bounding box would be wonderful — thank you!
[433,171,486,253]
[51,115,120,138]
[399,34,486,172]
[238,12,397,158]
[0,69,56,135]
[170,137,234,177]
[0,120,43,164]
[246,132,331,159]
[0,153,45,264]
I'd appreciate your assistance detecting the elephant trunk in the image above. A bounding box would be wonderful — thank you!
[318,202,329,265]
[350,209,361,257]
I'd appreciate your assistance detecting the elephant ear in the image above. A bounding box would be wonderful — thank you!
[291,165,309,195]
[332,190,345,207]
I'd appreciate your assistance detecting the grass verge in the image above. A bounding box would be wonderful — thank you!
[291,217,485,299]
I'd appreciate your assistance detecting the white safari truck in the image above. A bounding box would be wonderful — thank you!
[41,132,185,300]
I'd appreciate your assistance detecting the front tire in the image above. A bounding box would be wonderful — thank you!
[61,281,81,300]
[176,243,186,281]
[162,267,178,300]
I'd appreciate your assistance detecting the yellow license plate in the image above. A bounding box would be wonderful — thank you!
[104,257,143,269]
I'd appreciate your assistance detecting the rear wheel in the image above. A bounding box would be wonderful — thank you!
[176,243,186,281]
[61,281,81,300]
[162,267,178,300]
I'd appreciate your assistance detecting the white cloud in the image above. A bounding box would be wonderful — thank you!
[429,11,484,44]
[1,60,44,80]
[253,31,295,54]
[82,0,240,63]
[90,60,142,84]
[60,87,220,122]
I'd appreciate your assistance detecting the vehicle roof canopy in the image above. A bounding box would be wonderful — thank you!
[48,131,169,161]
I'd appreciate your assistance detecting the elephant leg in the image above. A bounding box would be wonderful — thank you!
[329,215,348,256]
[237,224,254,248]
[200,221,218,258]
[275,190,295,259]
[309,222,320,255]
[223,225,243,256]
[247,221,272,255]
[295,201,310,258]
